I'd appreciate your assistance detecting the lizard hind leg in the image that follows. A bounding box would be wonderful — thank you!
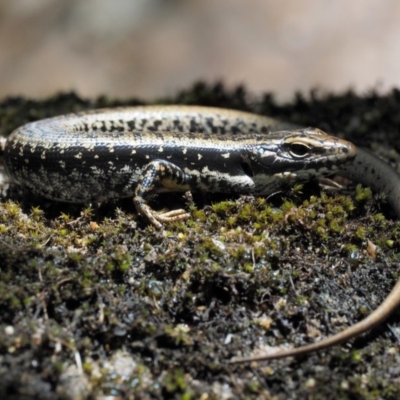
[133,159,191,229]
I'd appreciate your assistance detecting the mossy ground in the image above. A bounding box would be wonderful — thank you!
[1,85,400,399]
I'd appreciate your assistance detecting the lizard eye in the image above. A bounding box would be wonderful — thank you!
[288,142,311,158]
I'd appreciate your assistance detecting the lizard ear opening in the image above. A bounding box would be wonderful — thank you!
[241,162,254,177]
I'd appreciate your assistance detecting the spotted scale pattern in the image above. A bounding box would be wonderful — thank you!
[4,106,356,228]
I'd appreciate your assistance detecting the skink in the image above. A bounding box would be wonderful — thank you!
[2,105,400,363]
[3,106,354,229]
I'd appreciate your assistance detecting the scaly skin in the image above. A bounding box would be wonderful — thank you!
[2,105,400,363]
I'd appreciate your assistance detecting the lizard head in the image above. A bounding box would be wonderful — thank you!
[245,128,357,194]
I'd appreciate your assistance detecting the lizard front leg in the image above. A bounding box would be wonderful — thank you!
[133,159,192,229]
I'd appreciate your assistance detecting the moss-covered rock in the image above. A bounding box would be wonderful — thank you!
[1,84,400,399]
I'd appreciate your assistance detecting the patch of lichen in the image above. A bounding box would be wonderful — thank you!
[1,86,400,398]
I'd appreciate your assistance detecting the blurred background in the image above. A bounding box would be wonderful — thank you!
[0,0,399,101]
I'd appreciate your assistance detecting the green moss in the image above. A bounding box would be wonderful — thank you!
[355,184,373,202]
[351,351,362,362]
[1,88,400,398]
[211,200,237,214]
[162,368,191,395]
[343,243,359,254]
[355,226,367,240]
[386,239,394,248]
